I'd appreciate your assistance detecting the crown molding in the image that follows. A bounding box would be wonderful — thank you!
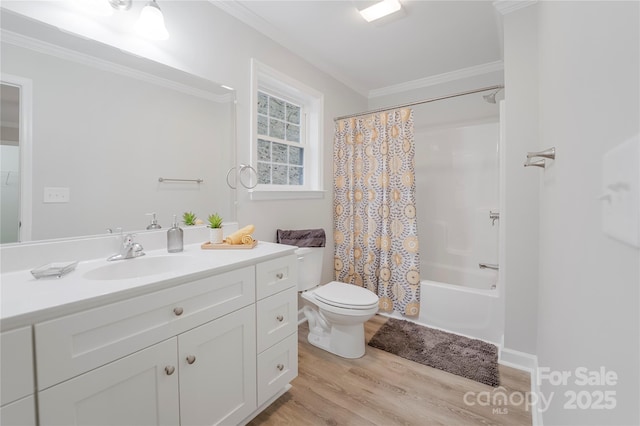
[369,60,504,99]
[493,0,538,16]
[0,29,233,103]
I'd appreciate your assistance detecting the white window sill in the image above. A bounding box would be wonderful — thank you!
[249,190,326,201]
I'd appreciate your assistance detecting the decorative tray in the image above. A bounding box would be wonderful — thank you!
[31,261,79,279]
[201,240,258,250]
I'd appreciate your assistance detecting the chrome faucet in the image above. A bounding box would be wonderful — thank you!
[107,233,145,261]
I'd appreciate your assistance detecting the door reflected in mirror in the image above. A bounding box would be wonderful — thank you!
[0,83,21,243]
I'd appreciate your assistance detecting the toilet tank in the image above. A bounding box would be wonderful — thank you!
[295,247,324,291]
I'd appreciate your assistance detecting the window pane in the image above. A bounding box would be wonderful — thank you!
[269,118,285,139]
[272,142,288,164]
[257,92,268,115]
[257,115,268,136]
[272,164,288,185]
[289,166,303,185]
[286,124,300,142]
[289,146,303,165]
[286,103,300,124]
[269,97,285,120]
[257,139,271,161]
[257,162,271,184]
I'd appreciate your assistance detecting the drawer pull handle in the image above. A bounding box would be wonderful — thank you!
[277,364,284,371]
[186,355,196,365]
[276,315,284,322]
[276,273,284,280]
[173,307,184,316]
[165,366,175,375]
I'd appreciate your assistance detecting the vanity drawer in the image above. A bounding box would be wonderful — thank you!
[1,327,34,406]
[256,332,298,407]
[35,266,255,390]
[256,287,298,353]
[256,255,297,300]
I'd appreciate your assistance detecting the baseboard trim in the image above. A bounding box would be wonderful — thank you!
[499,348,543,426]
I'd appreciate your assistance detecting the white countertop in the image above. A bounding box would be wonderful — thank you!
[1,241,296,330]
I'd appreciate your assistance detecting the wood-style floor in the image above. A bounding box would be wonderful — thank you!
[250,315,532,426]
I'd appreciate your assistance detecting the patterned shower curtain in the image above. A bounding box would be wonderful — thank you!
[333,108,420,316]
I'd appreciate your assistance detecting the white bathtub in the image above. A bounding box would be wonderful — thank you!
[382,280,503,345]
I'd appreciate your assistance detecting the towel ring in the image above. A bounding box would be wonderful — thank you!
[225,164,258,190]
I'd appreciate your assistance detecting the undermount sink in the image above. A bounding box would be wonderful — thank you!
[83,255,196,281]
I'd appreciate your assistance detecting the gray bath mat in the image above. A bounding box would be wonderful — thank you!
[368,318,500,387]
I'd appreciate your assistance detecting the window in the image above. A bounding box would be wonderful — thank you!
[251,59,324,200]
[256,91,304,185]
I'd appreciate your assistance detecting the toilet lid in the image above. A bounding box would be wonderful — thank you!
[314,281,379,308]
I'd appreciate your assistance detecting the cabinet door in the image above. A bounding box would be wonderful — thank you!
[1,327,34,406]
[0,396,36,426]
[179,305,256,426]
[38,339,179,426]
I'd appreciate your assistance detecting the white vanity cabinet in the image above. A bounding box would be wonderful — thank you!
[22,249,299,426]
[255,257,299,406]
[0,327,36,426]
[39,307,257,426]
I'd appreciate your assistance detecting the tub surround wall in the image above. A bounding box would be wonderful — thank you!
[415,121,499,290]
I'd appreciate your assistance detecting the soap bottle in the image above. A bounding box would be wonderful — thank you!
[146,212,162,230]
[167,215,183,253]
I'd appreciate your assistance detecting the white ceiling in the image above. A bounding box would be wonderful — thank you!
[214,0,504,97]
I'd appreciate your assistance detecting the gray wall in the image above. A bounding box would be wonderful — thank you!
[535,2,639,424]
[502,5,541,356]
[502,2,639,424]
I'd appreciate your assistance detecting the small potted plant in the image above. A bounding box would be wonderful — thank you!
[207,213,224,244]
[183,211,197,226]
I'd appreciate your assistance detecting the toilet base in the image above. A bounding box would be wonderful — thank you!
[306,321,367,359]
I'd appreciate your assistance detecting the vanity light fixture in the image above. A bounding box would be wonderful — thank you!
[108,0,132,11]
[359,0,402,23]
[135,0,170,40]
[107,0,170,40]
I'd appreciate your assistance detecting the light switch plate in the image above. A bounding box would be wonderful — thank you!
[601,135,639,248]
[43,187,70,203]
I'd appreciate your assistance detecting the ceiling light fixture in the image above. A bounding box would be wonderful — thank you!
[134,0,170,40]
[359,0,402,23]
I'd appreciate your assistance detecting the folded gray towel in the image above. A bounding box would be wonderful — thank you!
[276,228,326,247]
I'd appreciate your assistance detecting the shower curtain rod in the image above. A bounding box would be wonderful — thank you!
[333,84,504,121]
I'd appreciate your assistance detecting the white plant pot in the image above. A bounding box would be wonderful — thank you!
[209,227,224,244]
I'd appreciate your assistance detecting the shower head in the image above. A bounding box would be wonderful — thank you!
[482,88,503,104]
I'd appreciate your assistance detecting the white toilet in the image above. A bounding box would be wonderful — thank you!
[296,247,379,358]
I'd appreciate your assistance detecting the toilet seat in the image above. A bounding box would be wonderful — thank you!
[313,281,379,310]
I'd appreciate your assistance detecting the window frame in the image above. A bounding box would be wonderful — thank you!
[250,59,325,200]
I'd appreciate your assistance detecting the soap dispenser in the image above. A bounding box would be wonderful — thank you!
[146,212,162,230]
[167,215,184,253]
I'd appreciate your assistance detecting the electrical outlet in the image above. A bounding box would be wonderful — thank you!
[43,187,70,203]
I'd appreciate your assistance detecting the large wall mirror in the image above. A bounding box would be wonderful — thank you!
[0,10,236,243]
